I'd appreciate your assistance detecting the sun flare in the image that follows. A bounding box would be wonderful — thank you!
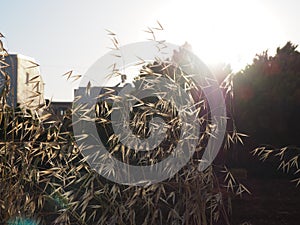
[150,0,286,72]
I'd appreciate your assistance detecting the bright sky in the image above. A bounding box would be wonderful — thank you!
[1,0,300,101]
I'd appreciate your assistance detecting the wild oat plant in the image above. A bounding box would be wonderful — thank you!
[0,28,250,225]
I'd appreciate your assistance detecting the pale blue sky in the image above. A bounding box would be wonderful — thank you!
[1,0,300,100]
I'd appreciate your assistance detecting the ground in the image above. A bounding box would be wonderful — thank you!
[231,177,300,225]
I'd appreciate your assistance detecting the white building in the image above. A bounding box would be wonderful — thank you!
[2,54,45,109]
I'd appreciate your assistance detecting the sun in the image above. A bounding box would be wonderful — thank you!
[147,0,286,73]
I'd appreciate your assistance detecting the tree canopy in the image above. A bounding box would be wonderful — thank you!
[233,41,300,146]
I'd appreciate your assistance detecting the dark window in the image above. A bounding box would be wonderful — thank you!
[26,72,29,85]
[36,81,40,93]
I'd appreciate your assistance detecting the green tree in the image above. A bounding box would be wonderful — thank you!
[233,42,300,146]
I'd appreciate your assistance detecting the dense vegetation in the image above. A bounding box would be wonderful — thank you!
[0,35,243,225]
[0,29,299,224]
[228,42,300,182]
[234,42,300,146]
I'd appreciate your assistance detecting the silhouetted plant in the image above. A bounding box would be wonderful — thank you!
[0,27,247,225]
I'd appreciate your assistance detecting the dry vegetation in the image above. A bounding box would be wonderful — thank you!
[3,25,297,225]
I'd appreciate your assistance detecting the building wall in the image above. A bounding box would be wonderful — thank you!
[49,101,72,119]
[17,55,45,108]
[2,54,18,107]
[2,54,45,109]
